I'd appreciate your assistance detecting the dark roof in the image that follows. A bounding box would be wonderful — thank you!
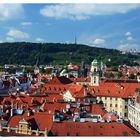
[47,76,73,85]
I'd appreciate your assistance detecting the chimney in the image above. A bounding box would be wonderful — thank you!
[10,108,13,117]
[27,109,31,116]
[84,87,87,97]
[137,75,140,82]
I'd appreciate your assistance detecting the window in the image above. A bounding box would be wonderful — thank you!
[115,104,118,107]
[110,104,112,107]
[75,132,79,136]
[115,98,117,101]
[66,132,70,136]
[124,113,128,117]
[125,105,127,109]
[110,97,112,100]
[105,97,107,100]
[100,126,103,128]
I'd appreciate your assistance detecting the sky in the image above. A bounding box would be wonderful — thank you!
[0,3,140,51]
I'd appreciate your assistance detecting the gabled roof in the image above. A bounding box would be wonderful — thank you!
[42,84,70,94]
[41,102,67,112]
[89,81,140,98]
[90,104,107,117]
[67,84,85,98]
[8,112,53,131]
[50,121,140,136]
[47,76,73,85]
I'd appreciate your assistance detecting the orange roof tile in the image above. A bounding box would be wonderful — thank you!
[89,82,140,98]
[50,121,140,136]
[8,112,53,131]
[90,104,107,117]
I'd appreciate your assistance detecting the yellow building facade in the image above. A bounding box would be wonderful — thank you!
[96,96,128,120]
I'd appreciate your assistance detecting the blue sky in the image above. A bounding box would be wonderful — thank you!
[0,4,140,51]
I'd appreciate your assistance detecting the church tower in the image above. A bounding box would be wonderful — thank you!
[90,59,100,86]
[34,59,40,75]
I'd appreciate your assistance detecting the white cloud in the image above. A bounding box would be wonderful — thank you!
[0,4,24,21]
[0,40,3,43]
[125,32,132,36]
[127,36,133,41]
[7,29,29,39]
[93,38,106,45]
[78,34,106,47]
[21,22,32,26]
[118,43,139,51]
[36,38,45,43]
[6,37,15,42]
[40,4,140,20]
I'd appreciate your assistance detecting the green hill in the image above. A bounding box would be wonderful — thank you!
[0,42,139,66]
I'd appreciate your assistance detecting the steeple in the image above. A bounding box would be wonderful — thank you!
[75,36,77,45]
[34,58,40,75]
[90,59,100,86]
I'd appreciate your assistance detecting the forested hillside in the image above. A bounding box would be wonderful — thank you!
[0,42,139,66]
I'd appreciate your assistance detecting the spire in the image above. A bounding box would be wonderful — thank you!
[90,59,100,86]
[35,58,39,67]
[75,36,77,45]
[34,58,40,75]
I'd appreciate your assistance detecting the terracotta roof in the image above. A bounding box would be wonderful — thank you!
[70,78,90,83]
[47,76,73,85]
[103,113,118,121]
[41,102,67,112]
[67,64,79,70]
[42,84,70,94]
[90,104,107,117]
[89,82,140,98]
[67,84,85,98]
[8,112,53,131]
[50,121,140,136]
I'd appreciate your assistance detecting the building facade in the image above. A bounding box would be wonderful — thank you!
[128,89,140,132]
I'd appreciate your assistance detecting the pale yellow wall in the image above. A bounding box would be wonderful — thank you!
[96,96,128,120]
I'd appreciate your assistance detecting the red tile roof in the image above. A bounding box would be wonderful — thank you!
[41,102,67,112]
[89,82,140,98]
[103,113,118,121]
[67,84,85,98]
[50,121,140,136]
[47,76,73,85]
[42,84,70,94]
[70,78,90,83]
[8,112,53,131]
[90,104,107,117]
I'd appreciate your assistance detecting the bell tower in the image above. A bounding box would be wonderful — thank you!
[90,59,100,86]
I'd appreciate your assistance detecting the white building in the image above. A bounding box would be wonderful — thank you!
[90,59,100,86]
[128,90,140,132]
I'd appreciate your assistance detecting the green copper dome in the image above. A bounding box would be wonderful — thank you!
[91,59,98,66]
